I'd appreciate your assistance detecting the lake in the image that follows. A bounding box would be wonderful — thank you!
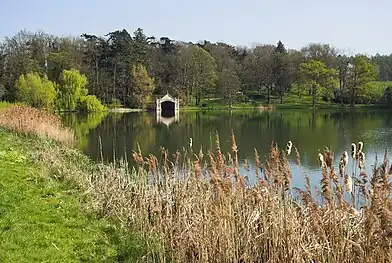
[62,108,392,189]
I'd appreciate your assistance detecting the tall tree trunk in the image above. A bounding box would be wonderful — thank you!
[339,75,343,106]
[95,55,99,94]
[312,84,316,107]
[267,86,270,104]
[113,62,116,101]
[351,87,355,107]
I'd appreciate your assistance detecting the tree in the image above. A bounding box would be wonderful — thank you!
[105,29,133,104]
[300,60,338,107]
[209,43,242,107]
[245,45,275,104]
[81,34,109,101]
[301,43,339,68]
[347,55,377,106]
[273,41,291,103]
[286,50,306,100]
[57,69,88,110]
[177,45,217,105]
[15,72,57,109]
[336,54,350,105]
[218,67,241,107]
[129,63,155,108]
[383,86,392,105]
[77,95,106,112]
[371,54,392,81]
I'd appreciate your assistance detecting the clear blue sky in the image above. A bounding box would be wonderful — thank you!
[0,0,391,55]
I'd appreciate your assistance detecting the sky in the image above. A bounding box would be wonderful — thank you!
[0,0,391,55]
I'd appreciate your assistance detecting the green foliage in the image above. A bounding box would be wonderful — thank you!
[348,55,377,105]
[15,72,57,109]
[178,45,217,105]
[351,55,377,86]
[1,29,392,109]
[57,69,88,111]
[0,84,5,100]
[356,83,382,104]
[108,98,123,108]
[47,51,78,82]
[218,67,241,106]
[0,101,13,109]
[77,95,107,112]
[299,60,338,106]
[383,86,392,105]
[128,63,155,108]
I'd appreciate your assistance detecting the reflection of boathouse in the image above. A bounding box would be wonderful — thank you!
[156,114,179,127]
[156,93,180,127]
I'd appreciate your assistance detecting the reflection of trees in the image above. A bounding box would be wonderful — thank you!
[66,109,392,169]
[87,112,156,162]
[62,112,108,150]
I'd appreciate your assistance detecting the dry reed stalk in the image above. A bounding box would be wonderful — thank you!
[0,105,74,145]
[34,129,392,262]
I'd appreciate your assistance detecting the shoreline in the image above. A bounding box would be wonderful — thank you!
[106,103,390,113]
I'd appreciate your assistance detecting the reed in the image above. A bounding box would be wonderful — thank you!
[42,132,392,262]
[0,105,74,145]
[10,107,390,262]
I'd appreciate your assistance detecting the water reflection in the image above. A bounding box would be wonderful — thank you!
[62,109,392,188]
[157,110,179,127]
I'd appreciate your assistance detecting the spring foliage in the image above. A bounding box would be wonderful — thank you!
[77,95,106,112]
[129,64,155,108]
[15,73,57,109]
[57,69,88,111]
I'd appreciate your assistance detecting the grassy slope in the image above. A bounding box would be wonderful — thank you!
[0,130,144,262]
[180,81,392,110]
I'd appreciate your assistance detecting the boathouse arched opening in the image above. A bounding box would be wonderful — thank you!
[161,100,175,111]
[161,101,175,117]
[156,93,179,118]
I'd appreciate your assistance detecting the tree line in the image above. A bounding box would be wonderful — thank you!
[1,28,392,109]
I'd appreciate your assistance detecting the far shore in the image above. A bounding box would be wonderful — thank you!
[106,103,390,113]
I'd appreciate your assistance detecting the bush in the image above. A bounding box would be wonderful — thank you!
[15,73,57,109]
[77,95,106,112]
[382,86,392,105]
[356,82,383,104]
[108,98,123,108]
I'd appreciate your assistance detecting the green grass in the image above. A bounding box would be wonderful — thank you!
[0,130,148,262]
[0,101,15,109]
[181,83,392,111]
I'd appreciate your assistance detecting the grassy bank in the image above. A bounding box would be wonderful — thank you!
[1,104,392,262]
[0,106,153,262]
[181,92,389,111]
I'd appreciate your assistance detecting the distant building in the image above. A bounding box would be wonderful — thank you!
[156,93,180,113]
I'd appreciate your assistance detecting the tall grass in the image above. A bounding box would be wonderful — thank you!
[41,131,392,262]
[0,104,74,145]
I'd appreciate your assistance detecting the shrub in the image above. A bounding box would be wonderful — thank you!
[383,86,392,105]
[108,98,123,108]
[15,73,57,109]
[77,95,106,112]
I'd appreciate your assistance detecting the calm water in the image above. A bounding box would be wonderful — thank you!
[62,109,392,188]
